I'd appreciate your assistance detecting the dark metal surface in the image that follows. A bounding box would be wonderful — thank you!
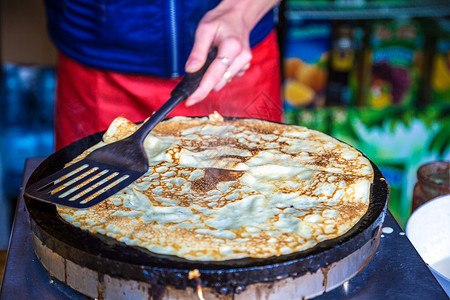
[1,158,447,299]
[23,121,388,294]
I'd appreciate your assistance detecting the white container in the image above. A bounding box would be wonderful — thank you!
[406,194,450,296]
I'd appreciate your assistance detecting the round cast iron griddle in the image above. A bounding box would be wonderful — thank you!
[24,121,388,295]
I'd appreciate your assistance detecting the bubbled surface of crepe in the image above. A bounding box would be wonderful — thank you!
[57,113,373,261]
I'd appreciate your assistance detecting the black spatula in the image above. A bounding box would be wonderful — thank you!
[25,48,218,209]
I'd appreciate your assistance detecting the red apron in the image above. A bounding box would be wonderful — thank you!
[54,31,282,150]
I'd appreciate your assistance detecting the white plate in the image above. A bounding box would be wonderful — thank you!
[406,194,450,295]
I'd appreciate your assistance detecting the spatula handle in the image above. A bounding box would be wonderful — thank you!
[132,47,218,143]
[171,47,218,99]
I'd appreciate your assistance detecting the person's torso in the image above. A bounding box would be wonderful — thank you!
[45,0,275,77]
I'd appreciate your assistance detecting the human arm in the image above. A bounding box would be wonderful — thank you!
[184,0,280,106]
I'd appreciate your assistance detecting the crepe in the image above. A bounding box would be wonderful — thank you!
[57,112,373,261]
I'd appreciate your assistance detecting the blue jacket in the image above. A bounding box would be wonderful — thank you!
[45,0,275,77]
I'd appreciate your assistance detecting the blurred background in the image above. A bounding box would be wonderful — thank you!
[1,0,56,251]
[0,0,449,253]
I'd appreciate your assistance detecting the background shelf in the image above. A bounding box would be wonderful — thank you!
[286,1,450,20]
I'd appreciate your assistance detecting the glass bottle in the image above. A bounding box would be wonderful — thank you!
[412,161,450,213]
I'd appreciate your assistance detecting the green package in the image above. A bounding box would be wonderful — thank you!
[365,19,424,108]
[431,18,450,104]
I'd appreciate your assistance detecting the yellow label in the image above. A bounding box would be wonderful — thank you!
[332,50,355,72]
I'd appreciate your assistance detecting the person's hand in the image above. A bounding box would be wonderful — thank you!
[184,0,279,107]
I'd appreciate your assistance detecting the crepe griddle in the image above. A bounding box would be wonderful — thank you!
[24,120,388,299]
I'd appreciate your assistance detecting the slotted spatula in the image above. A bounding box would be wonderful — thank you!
[25,48,218,209]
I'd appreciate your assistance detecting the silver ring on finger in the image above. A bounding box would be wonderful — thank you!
[223,71,232,83]
[218,56,232,68]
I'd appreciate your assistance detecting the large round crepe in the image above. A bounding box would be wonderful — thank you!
[57,113,373,261]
